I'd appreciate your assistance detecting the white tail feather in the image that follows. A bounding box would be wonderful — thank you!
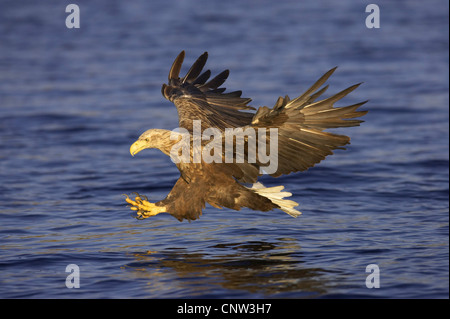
[249,182,302,218]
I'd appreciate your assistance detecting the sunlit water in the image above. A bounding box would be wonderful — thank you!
[0,0,448,298]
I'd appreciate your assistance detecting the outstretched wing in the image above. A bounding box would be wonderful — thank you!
[218,67,368,182]
[161,52,367,183]
[161,51,255,132]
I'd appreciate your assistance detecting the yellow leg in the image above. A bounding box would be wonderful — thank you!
[124,193,166,219]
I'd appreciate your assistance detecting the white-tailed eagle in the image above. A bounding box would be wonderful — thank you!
[125,51,367,222]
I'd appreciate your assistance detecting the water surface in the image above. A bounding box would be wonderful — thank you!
[0,0,448,298]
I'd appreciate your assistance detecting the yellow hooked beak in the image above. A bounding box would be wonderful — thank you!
[130,140,147,156]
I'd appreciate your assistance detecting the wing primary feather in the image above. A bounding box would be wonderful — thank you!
[201,70,230,90]
[304,83,362,109]
[307,84,329,104]
[193,70,212,85]
[183,52,208,83]
[287,67,337,108]
[223,90,243,97]
[168,51,185,81]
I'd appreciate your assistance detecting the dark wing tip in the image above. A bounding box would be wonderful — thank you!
[183,52,209,83]
[193,70,212,85]
[168,50,186,80]
[201,69,230,90]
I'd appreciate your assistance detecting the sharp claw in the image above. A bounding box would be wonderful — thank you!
[136,210,150,220]
[124,196,136,205]
[125,192,165,219]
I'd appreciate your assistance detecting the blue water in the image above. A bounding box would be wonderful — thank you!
[0,0,448,298]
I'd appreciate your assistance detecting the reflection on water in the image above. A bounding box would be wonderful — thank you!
[125,240,329,298]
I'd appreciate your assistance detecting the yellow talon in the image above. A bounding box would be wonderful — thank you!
[124,193,166,219]
[124,196,136,206]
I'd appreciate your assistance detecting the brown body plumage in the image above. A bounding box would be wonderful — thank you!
[126,51,367,222]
